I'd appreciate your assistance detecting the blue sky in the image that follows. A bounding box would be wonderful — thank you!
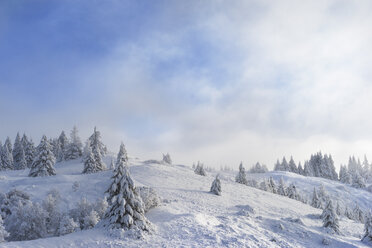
[1,0,372,169]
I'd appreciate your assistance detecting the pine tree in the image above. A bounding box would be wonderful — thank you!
[352,172,366,188]
[353,204,365,223]
[4,137,12,156]
[311,187,322,209]
[210,175,221,196]
[22,135,35,168]
[288,156,297,173]
[322,200,340,234]
[339,165,352,184]
[65,126,83,160]
[297,162,304,175]
[235,162,247,185]
[345,206,353,219]
[268,177,277,194]
[194,161,206,176]
[287,183,298,200]
[13,133,27,170]
[82,141,97,174]
[281,157,289,171]
[104,146,150,231]
[336,201,341,216]
[58,131,69,161]
[88,127,107,156]
[0,215,9,242]
[1,143,13,170]
[277,177,287,196]
[362,211,372,242]
[29,136,56,177]
[89,128,106,171]
[162,153,172,165]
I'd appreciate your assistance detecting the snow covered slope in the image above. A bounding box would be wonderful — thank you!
[0,158,370,248]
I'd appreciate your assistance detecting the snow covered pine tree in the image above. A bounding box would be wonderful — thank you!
[194,161,207,176]
[322,200,340,234]
[104,143,151,232]
[362,211,372,242]
[210,175,221,195]
[28,135,56,177]
[235,162,247,185]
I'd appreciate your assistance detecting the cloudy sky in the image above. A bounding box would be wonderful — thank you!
[1,0,372,169]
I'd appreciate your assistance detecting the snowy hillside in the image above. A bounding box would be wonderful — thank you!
[0,157,370,248]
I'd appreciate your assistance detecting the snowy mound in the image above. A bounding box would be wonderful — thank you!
[0,158,370,247]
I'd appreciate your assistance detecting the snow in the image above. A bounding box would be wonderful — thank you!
[0,157,371,247]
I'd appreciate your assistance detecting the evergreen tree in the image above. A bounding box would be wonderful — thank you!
[235,162,247,185]
[288,156,297,173]
[88,127,107,156]
[104,147,150,231]
[345,206,353,220]
[0,215,8,242]
[210,175,221,196]
[0,142,3,171]
[287,183,298,200]
[311,187,322,209]
[277,177,287,196]
[353,204,365,223]
[274,159,282,171]
[162,153,172,165]
[29,136,56,177]
[339,165,352,184]
[13,133,27,170]
[297,162,304,175]
[22,135,35,168]
[336,201,341,216]
[352,172,366,188]
[65,126,83,160]
[4,137,12,156]
[194,161,206,176]
[281,157,289,171]
[82,141,97,174]
[1,143,13,170]
[268,177,277,194]
[303,161,313,176]
[322,200,340,234]
[317,184,329,206]
[58,131,69,161]
[362,155,370,181]
[362,211,372,242]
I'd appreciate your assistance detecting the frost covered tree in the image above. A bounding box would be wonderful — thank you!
[353,204,365,223]
[82,141,98,174]
[288,156,298,173]
[297,162,304,175]
[274,159,282,171]
[336,201,342,216]
[311,187,322,209]
[235,162,247,185]
[104,146,151,231]
[281,157,289,171]
[88,128,106,171]
[88,127,107,156]
[277,177,287,196]
[210,175,221,196]
[339,165,352,184]
[345,206,353,220]
[1,143,13,170]
[13,133,27,170]
[268,177,277,194]
[29,135,56,177]
[317,184,329,206]
[65,126,83,160]
[58,131,69,161]
[322,200,340,234]
[4,137,12,157]
[362,211,372,242]
[259,180,269,191]
[249,162,268,173]
[22,135,35,168]
[287,183,298,200]
[58,215,79,236]
[194,161,207,176]
[0,215,8,242]
[162,153,172,165]
[352,172,366,188]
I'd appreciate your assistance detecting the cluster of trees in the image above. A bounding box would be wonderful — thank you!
[194,161,207,176]
[339,156,371,189]
[248,162,268,174]
[274,152,338,181]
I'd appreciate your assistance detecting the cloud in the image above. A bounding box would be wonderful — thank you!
[1,0,372,169]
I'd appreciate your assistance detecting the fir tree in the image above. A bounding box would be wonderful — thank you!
[362,211,372,242]
[235,162,247,185]
[281,157,289,171]
[210,175,221,196]
[277,177,287,196]
[297,162,304,175]
[82,141,97,174]
[162,153,172,165]
[194,161,206,176]
[287,183,298,200]
[274,159,282,171]
[339,165,352,184]
[353,204,365,223]
[336,201,341,216]
[13,133,27,170]
[288,156,297,173]
[29,136,56,177]
[311,187,322,209]
[58,131,69,161]
[65,126,83,160]
[1,143,13,170]
[352,172,366,188]
[88,127,107,156]
[322,200,340,234]
[22,135,35,168]
[0,215,9,242]
[104,146,150,231]
[268,177,277,194]
[4,137,12,156]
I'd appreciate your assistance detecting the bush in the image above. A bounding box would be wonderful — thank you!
[58,214,79,236]
[137,187,160,213]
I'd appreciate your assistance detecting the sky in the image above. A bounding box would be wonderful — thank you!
[1,0,372,170]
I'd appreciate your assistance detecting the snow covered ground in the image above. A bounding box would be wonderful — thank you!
[0,157,370,247]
